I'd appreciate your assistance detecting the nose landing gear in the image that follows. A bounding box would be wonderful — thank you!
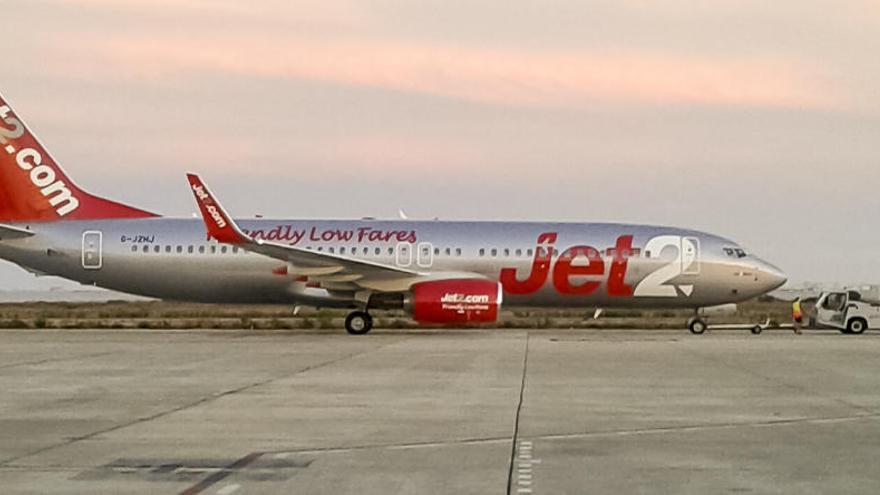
[687,316,708,335]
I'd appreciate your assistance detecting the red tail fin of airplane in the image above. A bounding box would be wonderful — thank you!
[0,93,158,222]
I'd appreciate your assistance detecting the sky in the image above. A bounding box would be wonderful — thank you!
[2,0,880,290]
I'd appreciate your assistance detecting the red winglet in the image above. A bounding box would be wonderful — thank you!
[186,174,247,244]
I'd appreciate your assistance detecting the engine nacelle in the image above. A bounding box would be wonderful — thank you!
[408,279,503,325]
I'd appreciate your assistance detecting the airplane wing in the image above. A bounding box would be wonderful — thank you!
[0,224,35,241]
[186,174,486,293]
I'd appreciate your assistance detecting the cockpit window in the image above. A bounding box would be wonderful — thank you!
[723,247,748,258]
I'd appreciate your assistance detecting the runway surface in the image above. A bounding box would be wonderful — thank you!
[1,328,879,494]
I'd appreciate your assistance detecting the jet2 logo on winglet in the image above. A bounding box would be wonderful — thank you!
[191,184,227,229]
[0,105,80,217]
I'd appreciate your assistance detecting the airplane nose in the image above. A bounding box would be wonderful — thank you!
[755,259,788,292]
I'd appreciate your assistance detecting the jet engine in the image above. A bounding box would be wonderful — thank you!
[406,279,503,325]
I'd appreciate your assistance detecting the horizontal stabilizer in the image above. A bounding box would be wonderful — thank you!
[0,223,34,240]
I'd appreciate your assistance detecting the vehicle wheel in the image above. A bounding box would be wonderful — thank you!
[751,325,763,335]
[688,318,707,335]
[847,318,868,335]
[345,311,373,335]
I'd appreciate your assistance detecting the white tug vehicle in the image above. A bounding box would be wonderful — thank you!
[812,291,880,334]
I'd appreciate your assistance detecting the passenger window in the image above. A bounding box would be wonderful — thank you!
[479,248,485,256]
[375,247,381,255]
[735,248,746,258]
[388,247,394,255]
[187,246,193,254]
[221,246,227,254]
[527,249,533,257]
[363,247,369,255]
[515,249,522,257]
[434,248,440,256]
[131,245,137,252]
[328,247,335,254]
[176,246,183,253]
[198,246,205,254]
[491,248,497,257]
[233,247,239,254]
[165,246,172,253]
[142,245,149,253]
[340,247,346,254]
[504,248,510,257]
[456,248,462,256]
[210,246,216,254]
[154,245,160,253]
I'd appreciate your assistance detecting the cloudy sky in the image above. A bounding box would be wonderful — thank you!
[2,0,879,289]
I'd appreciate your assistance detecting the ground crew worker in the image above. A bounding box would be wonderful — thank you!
[792,297,803,334]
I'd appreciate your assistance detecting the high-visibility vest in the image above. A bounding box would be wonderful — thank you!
[793,300,802,318]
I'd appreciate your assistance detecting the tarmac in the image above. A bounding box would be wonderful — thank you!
[1,328,879,494]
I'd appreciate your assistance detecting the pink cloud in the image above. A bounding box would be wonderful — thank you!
[82,36,837,110]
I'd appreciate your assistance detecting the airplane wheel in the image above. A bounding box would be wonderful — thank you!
[688,318,707,335]
[751,325,763,335]
[345,311,373,335]
[847,318,868,335]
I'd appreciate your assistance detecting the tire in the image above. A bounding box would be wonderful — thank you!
[751,326,763,335]
[847,318,868,335]
[689,319,707,335]
[345,311,373,335]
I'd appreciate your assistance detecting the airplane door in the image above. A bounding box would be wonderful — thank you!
[681,237,700,275]
[82,231,103,270]
[396,242,412,267]
[417,242,433,268]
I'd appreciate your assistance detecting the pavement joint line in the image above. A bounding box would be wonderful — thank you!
[680,345,876,415]
[506,331,530,495]
[0,341,397,468]
[258,435,513,457]
[0,351,115,370]
[530,412,880,442]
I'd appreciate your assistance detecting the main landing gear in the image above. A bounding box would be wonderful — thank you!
[345,311,374,335]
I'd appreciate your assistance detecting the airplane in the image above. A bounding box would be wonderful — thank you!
[0,93,787,334]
